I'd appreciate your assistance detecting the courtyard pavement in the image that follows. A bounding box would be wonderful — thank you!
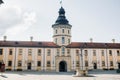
[0,70,120,80]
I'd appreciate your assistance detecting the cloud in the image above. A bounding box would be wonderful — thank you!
[0,4,36,38]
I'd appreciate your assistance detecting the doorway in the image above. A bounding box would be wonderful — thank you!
[118,63,120,69]
[27,63,31,70]
[93,63,97,69]
[59,61,67,72]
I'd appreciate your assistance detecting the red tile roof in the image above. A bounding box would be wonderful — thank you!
[66,42,120,49]
[0,41,60,48]
[0,41,120,49]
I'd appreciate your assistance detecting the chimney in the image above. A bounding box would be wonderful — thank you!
[30,36,33,42]
[112,39,115,43]
[90,38,93,43]
[3,36,7,41]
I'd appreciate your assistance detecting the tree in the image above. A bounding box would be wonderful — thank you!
[0,0,4,5]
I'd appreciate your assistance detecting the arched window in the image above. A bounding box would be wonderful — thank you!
[62,29,64,33]
[68,30,70,34]
[56,30,57,34]
[68,39,70,44]
[55,38,57,44]
[62,37,65,44]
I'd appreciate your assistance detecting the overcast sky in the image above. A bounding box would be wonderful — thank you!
[0,0,120,43]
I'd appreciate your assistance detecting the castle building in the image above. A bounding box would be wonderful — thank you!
[0,6,120,72]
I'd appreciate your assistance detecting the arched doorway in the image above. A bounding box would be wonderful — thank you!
[93,63,97,69]
[59,61,67,72]
[118,63,120,69]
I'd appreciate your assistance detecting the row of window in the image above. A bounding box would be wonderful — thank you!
[0,49,120,56]
[55,29,70,34]
[76,50,120,56]
[7,61,51,67]
[55,37,70,44]
[76,61,114,67]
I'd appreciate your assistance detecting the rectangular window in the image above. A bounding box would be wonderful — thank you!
[47,49,51,56]
[0,49,3,55]
[93,50,96,56]
[76,50,79,56]
[102,61,105,66]
[9,49,13,55]
[57,49,59,56]
[18,61,22,67]
[47,61,51,67]
[28,49,32,55]
[109,50,112,56]
[37,61,41,67]
[101,50,104,56]
[19,49,22,55]
[117,50,120,56]
[85,61,88,67]
[84,50,88,56]
[8,61,12,66]
[110,61,113,66]
[67,49,70,55]
[38,49,41,56]
[76,61,79,67]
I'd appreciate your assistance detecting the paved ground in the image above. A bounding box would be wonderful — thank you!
[0,70,120,80]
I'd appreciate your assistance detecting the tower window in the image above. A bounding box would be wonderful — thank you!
[55,38,57,44]
[62,29,64,33]
[68,30,70,34]
[68,39,70,44]
[62,37,65,44]
[62,47,65,55]
[56,30,57,34]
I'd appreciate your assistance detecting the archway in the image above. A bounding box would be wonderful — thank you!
[118,63,120,69]
[59,61,67,72]
[93,63,97,69]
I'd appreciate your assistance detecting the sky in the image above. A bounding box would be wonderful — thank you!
[0,0,120,43]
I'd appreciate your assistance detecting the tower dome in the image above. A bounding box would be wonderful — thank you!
[55,7,69,25]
